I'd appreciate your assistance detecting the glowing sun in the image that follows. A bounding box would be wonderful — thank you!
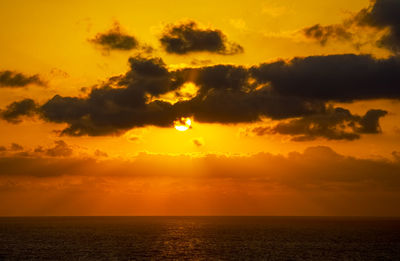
[174,117,192,131]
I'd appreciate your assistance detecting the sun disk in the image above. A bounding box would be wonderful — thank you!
[174,117,192,131]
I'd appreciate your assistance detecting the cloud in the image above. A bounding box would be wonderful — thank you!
[39,56,182,136]
[250,107,387,141]
[302,0,400,53]
[94,149,108,157]
[250,54,400,102]
[192,138,204,147]
[44,140,73,157]
[49,68,70,78]
[90,22,138,51]
[358,109,388,133]
[173,64,324,124]
[357,0,400,53]
[0,70,45,88]
[0,146,399,190]
[0,99,39,124]
[1,146,400,215]
[10,143,23,151]
[0,140,74,158]
[160,21,244,55]
[1,54,398,137]
[0,156,91,177]
[303,24,353,45]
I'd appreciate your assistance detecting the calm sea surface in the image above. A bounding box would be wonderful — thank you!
[0,217,399,260]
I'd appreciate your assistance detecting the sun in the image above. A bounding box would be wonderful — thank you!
[174,117,192,131]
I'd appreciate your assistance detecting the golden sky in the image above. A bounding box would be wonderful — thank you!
[1,0,400,216]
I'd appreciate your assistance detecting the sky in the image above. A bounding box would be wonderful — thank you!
[0,0,400,216]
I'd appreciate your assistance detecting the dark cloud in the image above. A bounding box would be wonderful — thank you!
[1,54,397,137]
[251,107,387,141]
[174,87,323,124]
[0,141,74,158]
[10,143,23,151]
[191,65,249,93]
[358,109,388,133]
[303,0,400,53]
[160,21,243,55]
[357,0,400,53]
[44,140,73,157]
[37,56,322,135]
[173,64,324,124]
[0,99,39,123]
[90,22,138,51]
[250,54,400,102]
[122,56,184,96]
[303,24,353,45]
[39,56,181,136]
[0,70,45,88]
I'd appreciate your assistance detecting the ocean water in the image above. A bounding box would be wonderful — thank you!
[0,217,399,260]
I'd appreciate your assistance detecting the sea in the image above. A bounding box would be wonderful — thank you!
[0,216,399,260]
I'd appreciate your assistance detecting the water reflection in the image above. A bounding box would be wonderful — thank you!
[0,217,399,260]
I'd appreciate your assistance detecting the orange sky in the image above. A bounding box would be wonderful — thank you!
[0,0,400,216]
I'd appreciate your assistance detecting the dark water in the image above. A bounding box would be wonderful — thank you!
[0,217,399,260]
